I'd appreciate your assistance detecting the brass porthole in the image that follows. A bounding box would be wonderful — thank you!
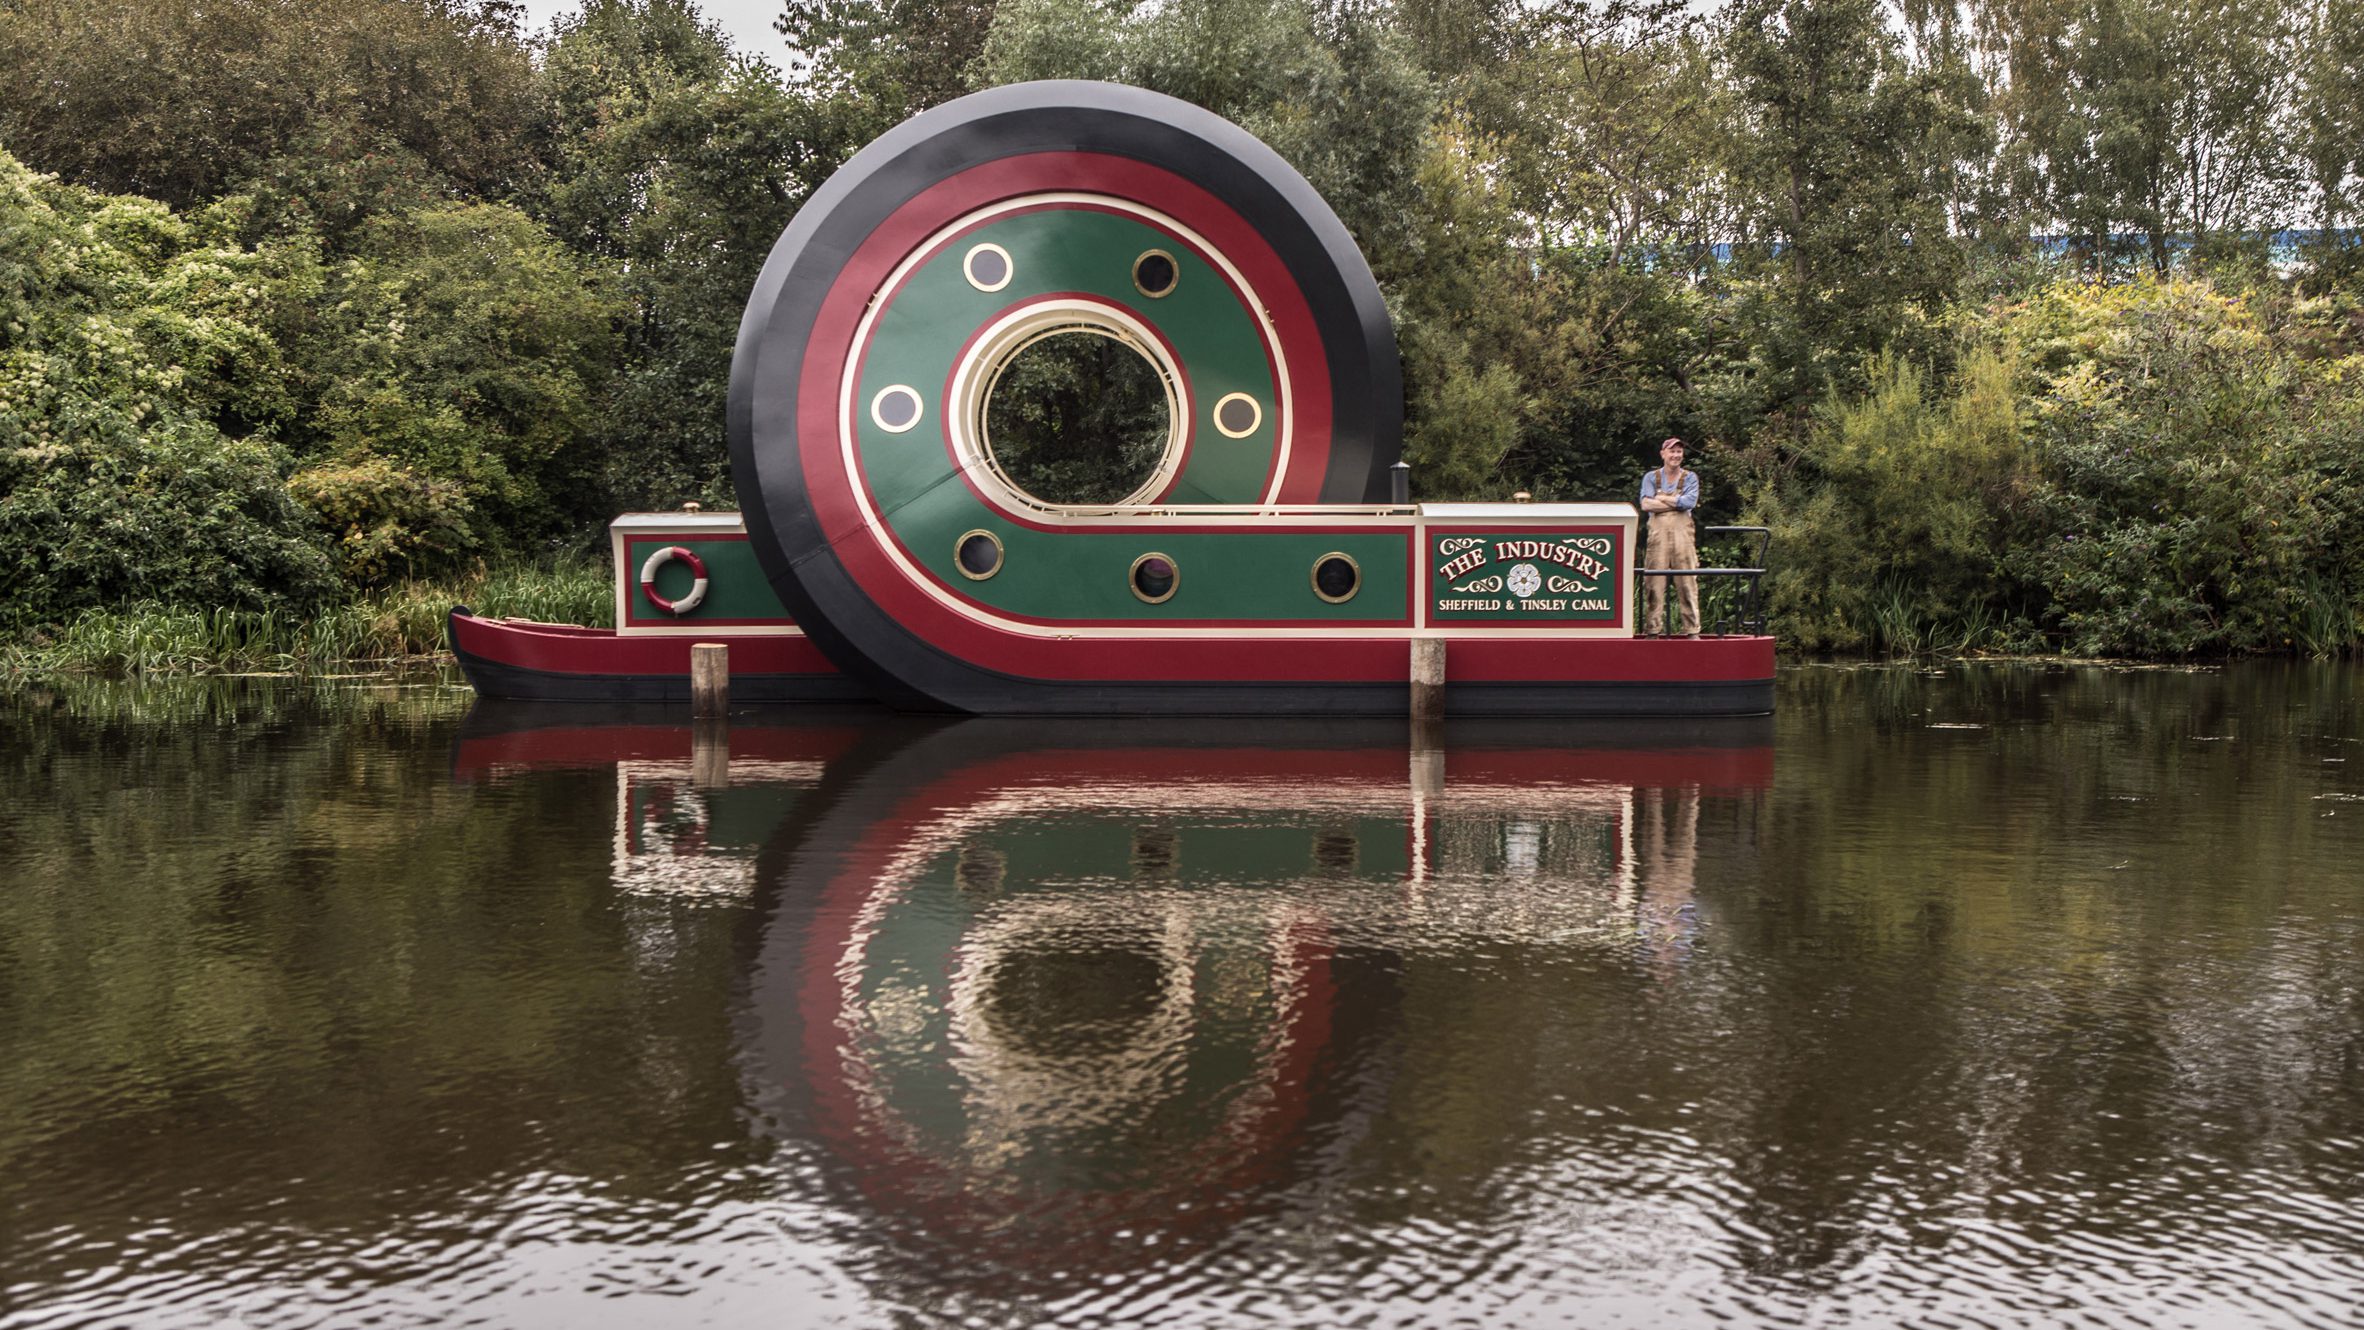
[964,242,1014,292]
[1311,552,1360,603]
[1129,551,1179,604]
[955,529,1004,580]
[1132,249,1179,298]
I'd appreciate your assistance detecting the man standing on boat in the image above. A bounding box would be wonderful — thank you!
[1639,436,1700,637]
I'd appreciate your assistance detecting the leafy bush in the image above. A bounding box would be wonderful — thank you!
[2009,279,2354,656]
[1751,349,2030,651]
[4,559,609,675]
[1744,276,2364,656]
[1,417,337,626]
[285,456,477,585]
[301,204,620,545]
[0,150,336,627]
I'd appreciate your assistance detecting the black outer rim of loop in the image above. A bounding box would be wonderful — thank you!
[729,80,1404,713]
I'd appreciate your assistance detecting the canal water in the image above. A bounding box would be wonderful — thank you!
[2,663,2360,1328]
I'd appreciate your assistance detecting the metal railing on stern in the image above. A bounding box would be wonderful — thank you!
[1634,525,1770,636]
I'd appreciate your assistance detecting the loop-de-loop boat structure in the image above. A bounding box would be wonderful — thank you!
[449,81,1774,716]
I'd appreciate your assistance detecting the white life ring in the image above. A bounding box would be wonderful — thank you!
[639,546,709,615]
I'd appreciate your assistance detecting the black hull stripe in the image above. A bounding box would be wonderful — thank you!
[451,647,873,704]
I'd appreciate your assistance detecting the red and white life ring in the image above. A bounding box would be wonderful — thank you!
[639,546,709,615]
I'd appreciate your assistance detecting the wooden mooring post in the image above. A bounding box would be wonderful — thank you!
[691,642,729,718]
[1410,638,1446,721]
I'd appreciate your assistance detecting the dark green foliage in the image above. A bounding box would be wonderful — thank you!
[0,155,336,625]
[298,204,619,549]
[1,418,337,625]
[0,0,541,234]
[982,333,1173,505]
[537,0,826,509]
[2006,282,2357,655]
[1744,280,2364,657]
[1718,0,1974,406]
[778,0,1000,138]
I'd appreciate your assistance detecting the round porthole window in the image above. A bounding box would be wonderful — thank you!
[1132,249,1178,298]
[1130,552,1179,604]
[956,529,1004,580]
[1311,552,1360,603]
[1212,392,1262,439]
[964,242,1013,292]
[871,384,923,433]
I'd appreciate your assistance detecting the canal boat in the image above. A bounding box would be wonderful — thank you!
[452,80,1775,716]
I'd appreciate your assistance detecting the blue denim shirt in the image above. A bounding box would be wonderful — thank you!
[1640,467,1699,512]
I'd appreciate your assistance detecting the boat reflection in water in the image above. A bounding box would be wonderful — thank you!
[451,704,1768,1302]
[453,703,877,904]
[723,714,1773,1291]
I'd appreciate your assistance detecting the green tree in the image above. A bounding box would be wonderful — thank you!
[777,0,1002,152]
[1717,0,1974,406]
[2291,0,2364,284]
[2004,277,2353,654]
[1491,2,1729,266]
[536,0,828,508]
[1975,0,2300,274]
[1465,3,1740,501]
[0,0,541,237]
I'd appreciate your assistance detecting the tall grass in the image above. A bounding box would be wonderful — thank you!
[1863,576,2005,659]
[3,561,610,676]
[2295,574,2362,659]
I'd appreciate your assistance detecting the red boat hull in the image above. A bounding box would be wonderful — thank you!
[447,608,865,703]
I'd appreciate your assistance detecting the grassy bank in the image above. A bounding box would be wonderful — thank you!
[1,562,609,677]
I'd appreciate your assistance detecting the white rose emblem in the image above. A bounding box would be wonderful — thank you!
[1507,563,1542,598]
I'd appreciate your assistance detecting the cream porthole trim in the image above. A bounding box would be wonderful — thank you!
[963,242,1014,292]
[1212,391,1262,440]
[870,384,924,434]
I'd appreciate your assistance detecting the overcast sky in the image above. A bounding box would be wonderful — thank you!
[514,0,791,69]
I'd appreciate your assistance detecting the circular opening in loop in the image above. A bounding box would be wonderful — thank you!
[871,384,923,433]
[1129,552,1179,604]
[955,529,1004,580]
[1212,392,1262,439]
[1132,249,1178,298]
[983,328,1177,506]
[1311,552,1360,603]
[964,242,1013,292]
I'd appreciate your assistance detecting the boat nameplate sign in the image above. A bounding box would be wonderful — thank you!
[1426,525,1628,626]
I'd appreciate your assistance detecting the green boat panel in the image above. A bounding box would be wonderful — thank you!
[622,536,793,624]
